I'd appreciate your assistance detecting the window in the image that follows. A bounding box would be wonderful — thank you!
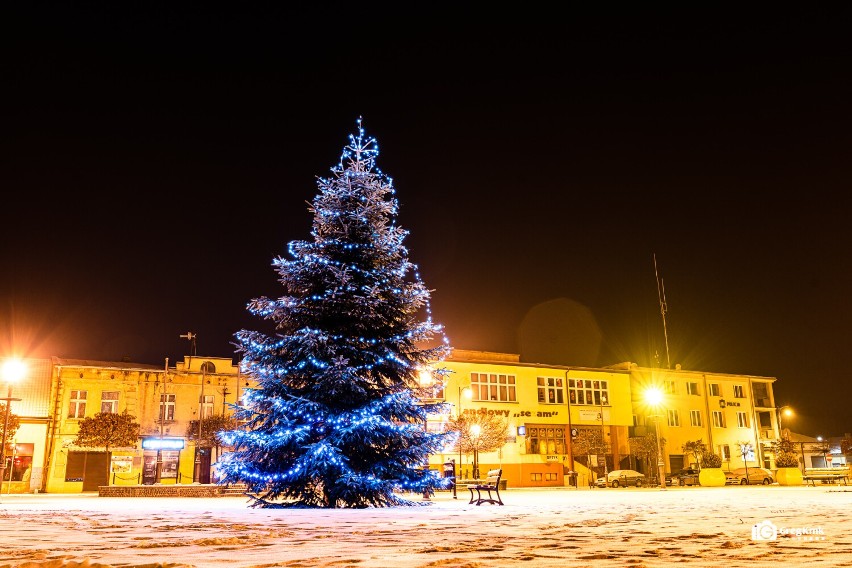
[471,372,516,402]
[733,385,745,398]
[200,394,214,419]
[69,390,87,418]
[708,383,721,397]
[567,379,609,406]
[720,444,731,460]
[537,376,564,404]
[690,410,702,427]
[100,391,119,414]
[664,380,676,395]
[159,393,176,422]
[736,412,749,428]
[686,382,699,396]
[712,410,726,428]
[667,409,680,427]
[525,425,566,455]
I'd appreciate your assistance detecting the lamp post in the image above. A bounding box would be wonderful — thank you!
[457,386,472,478]
[599,393,608,477]
[777,406,793,440]
[644,387,667,491]
[470,423,481,480]
[0,359,26,494]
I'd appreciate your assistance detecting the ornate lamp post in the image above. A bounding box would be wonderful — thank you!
[599,393,608,478]
[457,385,472,478]
[644,387,667,490]
[470,423,481,480]
[0,359,26,492]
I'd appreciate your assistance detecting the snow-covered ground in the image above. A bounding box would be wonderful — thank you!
[0,485,849,567]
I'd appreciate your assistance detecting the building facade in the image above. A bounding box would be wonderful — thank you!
[2,351,786,492]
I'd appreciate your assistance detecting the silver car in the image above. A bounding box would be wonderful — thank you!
[725,467,774,485]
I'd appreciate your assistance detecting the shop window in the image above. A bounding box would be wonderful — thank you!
[3,443,33,482]
[526,425,566,455]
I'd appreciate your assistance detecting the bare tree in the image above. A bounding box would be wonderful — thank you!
[445,412,508,477]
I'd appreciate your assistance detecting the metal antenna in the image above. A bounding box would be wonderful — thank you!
[653,254,671,370]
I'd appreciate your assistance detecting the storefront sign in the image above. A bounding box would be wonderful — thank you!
[141,438,185,450]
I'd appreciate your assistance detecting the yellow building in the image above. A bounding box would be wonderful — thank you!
[425,350,635,488]
[4,351,784,493]
[44,356,241,493]
[622,362,781,473]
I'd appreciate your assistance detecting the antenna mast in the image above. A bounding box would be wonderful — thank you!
[653,254,671,369]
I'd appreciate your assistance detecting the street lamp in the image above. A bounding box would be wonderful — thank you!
[1,359,26,492]
[644,387,667,490]
[599,393,608,478]
[470,423,481,480]
[777,406,793,440]
[457,386,472,480]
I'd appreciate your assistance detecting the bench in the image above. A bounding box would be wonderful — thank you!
[467,469,504,505]
[802,467,850,486]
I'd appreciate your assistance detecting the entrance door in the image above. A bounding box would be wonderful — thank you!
[198,448,212,484]
[67,451,110,491]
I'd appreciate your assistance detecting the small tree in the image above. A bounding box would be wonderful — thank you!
[446,412,507,478]
[702,451,722,468]
[73,411,141,481]
[184,414,239,462]
[681,439,708,469]
[840,435,852,458]
[574,428,608,476]
[772,438,799,468]
[737,441,754,479]
[629,433,666,482]
[813,439,831,467]
[0,403,21,455]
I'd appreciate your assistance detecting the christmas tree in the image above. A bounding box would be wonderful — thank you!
[217,119,453,508]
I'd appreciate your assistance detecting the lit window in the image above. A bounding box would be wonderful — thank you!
[667,409,680,427]
[201,394,214,418]
[101,391,119,414]
[537,376,564,404]
[69,390,87,418]
[567,379,608,407]
[471,372,516,402]
[159,394,176,422]
[690,410,702,427]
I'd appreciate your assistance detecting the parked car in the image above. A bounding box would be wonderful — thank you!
[725,467,775,485]
[597,469,646,488]
[674,467,701,486]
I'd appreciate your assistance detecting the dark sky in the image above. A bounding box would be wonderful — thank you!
[2,6,850,437]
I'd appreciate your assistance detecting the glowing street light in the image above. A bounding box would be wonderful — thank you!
[1,359,26,492]
[644,387,667,491]
[470,423,482,480]
[777,406,793,440]
[457,385,472,483]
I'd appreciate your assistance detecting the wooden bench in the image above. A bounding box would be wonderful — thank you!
[467,469,504,506]
[802,467,850,486]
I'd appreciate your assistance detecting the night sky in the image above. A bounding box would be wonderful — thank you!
[2,7,850,436]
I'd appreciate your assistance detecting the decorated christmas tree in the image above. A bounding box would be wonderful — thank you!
[217,119,452,508]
